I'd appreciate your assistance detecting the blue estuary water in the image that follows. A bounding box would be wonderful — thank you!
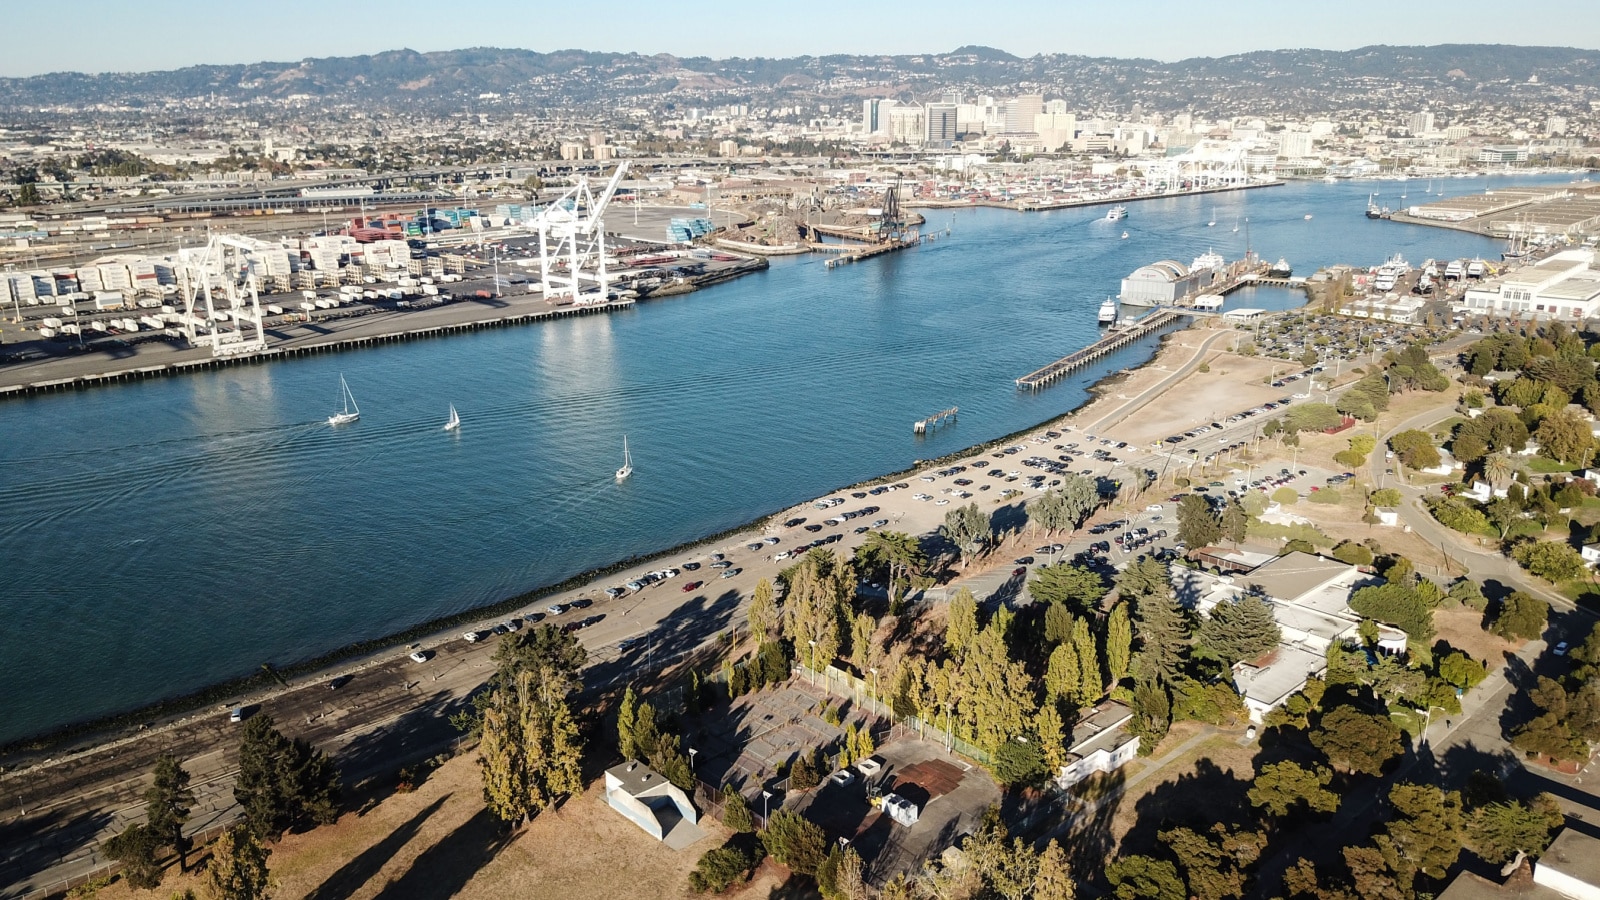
[0,175,1564,743]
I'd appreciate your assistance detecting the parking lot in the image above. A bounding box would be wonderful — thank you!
[790,734,1001,885]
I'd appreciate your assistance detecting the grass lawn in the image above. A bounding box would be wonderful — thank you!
[1527,457,1577,474]
[1431,417,1467,439]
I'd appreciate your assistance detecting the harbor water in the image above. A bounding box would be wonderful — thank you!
[0,175,1564,744]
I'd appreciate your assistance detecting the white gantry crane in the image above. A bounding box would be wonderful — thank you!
[534,161,629,305]
[174,234,269,357]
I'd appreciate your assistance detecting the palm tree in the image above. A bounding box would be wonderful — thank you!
[1483,452,1515,491]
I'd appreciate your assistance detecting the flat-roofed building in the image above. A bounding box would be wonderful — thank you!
[1462,249,1600,321]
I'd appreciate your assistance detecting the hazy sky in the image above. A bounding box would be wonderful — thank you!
[3,0,1594,77]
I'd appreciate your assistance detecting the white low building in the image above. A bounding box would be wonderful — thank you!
[1173,552,1399,723]
[1460,248,1600,321]
[1055,701,1139,789]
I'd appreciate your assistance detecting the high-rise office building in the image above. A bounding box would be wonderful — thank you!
[862,98,899,134]
[1408,111,1435,135]
[926,103,959,146]
[1004,94,1044,133]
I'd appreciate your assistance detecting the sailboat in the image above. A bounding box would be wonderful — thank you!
[327,375,360,426]
[443,404,460,432]
[1207,208,1216,227]
[1231,216,1240,233]
[615,435,633,481]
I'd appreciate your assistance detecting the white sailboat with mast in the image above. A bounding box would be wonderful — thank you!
[327,375,360,426]
[615,435,633,481]
[444,404,460,432]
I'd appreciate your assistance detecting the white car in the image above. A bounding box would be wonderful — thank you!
[410,649,430,663]
[1145,504,1163,512]
[913,493,932,501]
[935,499,950,506]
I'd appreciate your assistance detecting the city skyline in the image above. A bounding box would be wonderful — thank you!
[3,0,1596,78]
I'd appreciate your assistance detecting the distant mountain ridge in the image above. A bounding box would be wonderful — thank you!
[1,44,1595,113]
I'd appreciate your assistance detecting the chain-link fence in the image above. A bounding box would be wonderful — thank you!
[796,664,990,766]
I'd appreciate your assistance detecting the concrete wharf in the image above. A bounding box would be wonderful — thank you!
[823,237,920,268]
[1015,309,1185,391]
[0,300,631,399]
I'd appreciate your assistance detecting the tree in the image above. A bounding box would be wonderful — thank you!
[1383,783,1464,880]
[145,753,196,871]
[617,686,641,760]
[1028,563,1109,614]
[1164,823,1266,900]
[747,578,779,644]
[1035,703,1069,774]
[1438,651,1487,691]
[849,611,878,675]
[940,503,991,566]
[1221,500,1248,546]
[1177,494,1221,548]
[1033,839,1076,900]
[103,823,164,890]
[857,531,925,611]
[1389,430,1441,470]
[206,824,271,900]
[1311,705,1402,775]
[234,715,340,841]
[689,845,755,893]
[1070,617,1102,702]
[1284,402,1343,434]
[783,551,847,668]
[993,737,1047,786]
[1483,451,1517,489]
[946,587,979,660]
[1105,854,1185,900]
[1349,582,1435,644]
[1470,796,1564,864]
[478,626,586,825]
[1491,591,1549,641]
[1248,760,1338,818]
[720,785,754,833]
[764,809,827,875]
[1045,641,1082,706]
[1198,594,1281,665]
[1130,575,1189,685]
[1447,578,1488,611]
[1512,541,1586,584]
[1106,602,1133,685]
[1537,408,1593,463]
[960,623,1036,755]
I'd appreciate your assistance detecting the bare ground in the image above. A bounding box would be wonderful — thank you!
[89,750,788,900]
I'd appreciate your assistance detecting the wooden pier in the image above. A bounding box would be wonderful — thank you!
[914,407,958,434]
[1014,309,1185,391]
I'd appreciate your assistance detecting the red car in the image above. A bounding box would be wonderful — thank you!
[682,581,703,593]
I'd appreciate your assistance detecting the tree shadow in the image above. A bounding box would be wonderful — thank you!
[302,794,450,900]
[1118,758,1252,859]
[369,807,514,900]
[0,805,116,895]
[1058,767,1127,885]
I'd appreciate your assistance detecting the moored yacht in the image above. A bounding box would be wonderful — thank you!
[1098,298,1118,325]
[1268,258,1293,278]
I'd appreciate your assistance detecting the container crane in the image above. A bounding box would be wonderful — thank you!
[535,161,630,305]
[175,234,269,357]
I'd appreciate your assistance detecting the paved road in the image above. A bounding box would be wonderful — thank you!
[1084,328,1239,434]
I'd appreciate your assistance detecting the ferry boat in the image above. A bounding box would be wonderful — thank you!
[1105,206,1127,221]
[1268,258,1293,278]
[1098,298,1118,325]
[1443,260,1465,281]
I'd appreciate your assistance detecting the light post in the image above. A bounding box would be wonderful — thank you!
[761,789,772,823]
[808,640,817,684]
[868,668,878,717]
[689,748,698,775]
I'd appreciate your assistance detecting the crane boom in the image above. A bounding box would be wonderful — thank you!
[583,161,630,233]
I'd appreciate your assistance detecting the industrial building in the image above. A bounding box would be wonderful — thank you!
[1460,248,1600,321]
[1118,257,1220,307]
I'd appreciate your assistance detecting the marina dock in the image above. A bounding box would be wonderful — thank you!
[1015,309,1185,391]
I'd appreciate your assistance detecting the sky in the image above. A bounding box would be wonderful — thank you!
[2,0,1594,77]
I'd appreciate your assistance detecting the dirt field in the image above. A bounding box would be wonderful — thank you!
[1435,605,1523,670]
[87,750,790,900]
